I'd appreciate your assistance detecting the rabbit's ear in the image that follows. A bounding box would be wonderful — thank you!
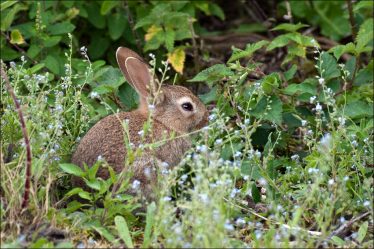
[116,47,150,98]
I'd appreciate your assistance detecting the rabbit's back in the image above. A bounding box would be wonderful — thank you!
[71,111,191,180]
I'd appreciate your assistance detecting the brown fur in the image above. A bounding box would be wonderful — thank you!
[71,47,208,199]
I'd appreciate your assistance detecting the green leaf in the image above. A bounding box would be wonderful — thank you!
[357,221,369,243]
[266,34,292,51]
[95,67,125,89]
[115,216,133,248]
[356,18,373,53]
[78,191,92,201]
[251,184,261,203]
[118,83,138,110]
[46,21,75,35]
[355,60,373,86]
[108,13,127,40]
[100,1,119,15]
[261,73,279,95]
[228,40,268,63]
[27,44,41,58]
[43,55,60,75]
[354,1,374,11]
[271,22,308,32]
[284,65,297,81]
[1,46,18,60]
[1,4,27,31]
[59,163,85,177]
[84,179,101,191]
[91,223,115,242]
[283,79,317,96]
[164,29,175,52]
[209,3,225,20]
[188,64,234,87]
[221,143,243,160]
[86,4,106,29]
[241,161,261,180]
[1,1,17,11]
[318,52,340,81]
[29,63,45,74]
[143,202,156,248]
[344,100,373,119]
[43,36,62,47]
[64,187,84,198]
[331,236,345,247]
[199,86,217,104]
[329,43,356,60]
[251,95,283,125]
[10,29,24,44]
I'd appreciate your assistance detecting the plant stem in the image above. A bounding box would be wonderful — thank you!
[1,62,32,211]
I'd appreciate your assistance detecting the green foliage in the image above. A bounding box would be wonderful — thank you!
[1,1,373,248]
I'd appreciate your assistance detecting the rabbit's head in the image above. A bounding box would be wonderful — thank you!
[116,47,208,134]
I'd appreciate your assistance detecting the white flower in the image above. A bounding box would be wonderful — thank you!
[328,179,334,185]
[138,130,144,137]
[301,120,307,126]
[21,56,25,62]
[254,150,261,158]
[162,196,172,202]
[315,102,322,112]
[351,140,358,147]
[131,179,141,189]
[343,176,349,181]
[310,96,317,104]
[97,155,103,161]
[234,151,242,158]
[148,104,155,110]
[244,118,250,125]
[235,218,246,226]
[338,117,346,127]
[258,178,267,186]
[90,91,99,99]
[319,133,332,152]
[291,154,299,161]
[318,78,325,85]
[224,220,234,231]
[215,138,223,145]
[363,200,370,207]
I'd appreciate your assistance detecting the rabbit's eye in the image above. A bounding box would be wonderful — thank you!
[181,102,193,112]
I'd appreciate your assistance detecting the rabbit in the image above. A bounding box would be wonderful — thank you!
[71,47,208,200]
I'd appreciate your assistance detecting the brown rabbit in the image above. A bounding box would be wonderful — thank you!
[71,47,208,199]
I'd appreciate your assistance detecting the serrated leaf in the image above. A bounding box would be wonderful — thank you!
[271,22,309,32]
[118,83,138,110]
[228,40,268,63]
[164,29,175,52]
[59,163,85,177]
[96,67,126,89]
[344,100,373,119]
[329,43,356,60]
[251,95,283,125]
[167,47,185,74]
[199,86,217,104]
[356,18,373,52]
[357,221,369,243]
[10,29,24,44]
[100,1,119,15]
[115,216,133,248]
[261,73,279,94]
[188,64,234,87]
[318,52,340,81]
[283,80,317,96]
[145,25,162,42]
